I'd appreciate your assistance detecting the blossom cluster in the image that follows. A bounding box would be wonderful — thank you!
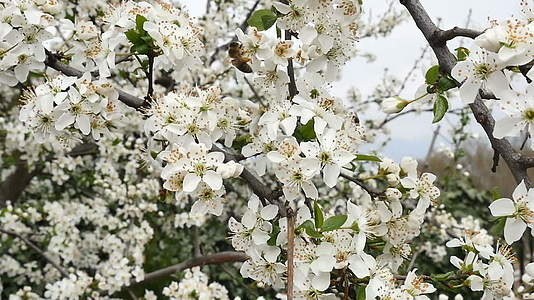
[19,73,127,146]
[229,155,440,298]
[159,267,230,300]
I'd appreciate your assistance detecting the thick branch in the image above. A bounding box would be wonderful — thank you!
[126,251,248,288]
[0,143,98,207]
[400,0,531,186]
[0,160,40,208]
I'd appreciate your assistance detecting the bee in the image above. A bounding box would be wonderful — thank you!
[228,41,252,73]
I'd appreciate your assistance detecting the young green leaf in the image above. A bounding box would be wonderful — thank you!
[314,201,324,229]
[321,215,347,232]
[425,65,440,84]
[136,14,148,33]
[131,44,150,55]
[247,9,278,31]
[297,220,323,238]
[356,285,366,300]
[354,154,382,162]
[267,224,280,246]
[455,47,470,61]
[125,30,143,45]
[432,94,449,123]
[294,119,316,142]
[437,76,458,92]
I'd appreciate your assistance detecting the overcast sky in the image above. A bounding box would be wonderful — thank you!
[182,0,516,160]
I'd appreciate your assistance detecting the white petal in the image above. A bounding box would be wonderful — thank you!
[300,142,320,158]
[310,256,335,274]
[203,170,223,190]
[272,2,292,14]
[504,217,527,244]
[301,182,318,199]
[445,238,463,248]
[493,116,524,138]
[183,173,201,192]
[322,164,340,188]
[76,114,91,135]
[459,78,481,104]
[486,71,512,99]
[55,113,75,130]
[300,26,317,45]
[311,272,330,291]
[242,210,257,229]
[513,180,528,201]
[260,205,279,220]
[489,198,515,216]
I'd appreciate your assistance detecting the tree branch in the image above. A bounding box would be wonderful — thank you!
[0,160,40,208]
[434,26,482,43]
[0,228,70,278]
[400,0,532,186]
[285,30,298,99]
[44,51,145,109]
[125,251,248,288]
[286,208,295,300]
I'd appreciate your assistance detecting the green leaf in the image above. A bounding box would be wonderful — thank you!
[131,43,150,55]
[232,134,252,152]
[135,14,148,33]
[354,154,382,162]
[432,95,449,123]
[356,285,366,300]
[455,47,470,61]
[294,119,316,142]
[313,201,324,229]
[321,215,347,232]
[431,271,455,281]
[425,65,440,84]
[491,217,506,236]
[437,76,458,92]
[247,9,278,31]
[297,220,323,238]
[297,220,315,232]
[125,29,143,45]
[267,224,280,246]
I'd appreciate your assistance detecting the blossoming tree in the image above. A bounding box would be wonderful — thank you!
[1,0,534,299]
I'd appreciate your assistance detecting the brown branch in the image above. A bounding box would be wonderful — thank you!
[211,144,282,203]
[285,30,298,99]
[286,207,295,300]
[125,251,248,288]
[0,143,98,207]
[340,173,379,198]
[44,51,145,109]
[434,26,482,43]
[44,50,284,204]
[0,160,40,208]
[399,0,532,186]
[0,228,70,278]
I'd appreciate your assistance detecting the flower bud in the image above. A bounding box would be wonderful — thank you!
[381,96,409,114]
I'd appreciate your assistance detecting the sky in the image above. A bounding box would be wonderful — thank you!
[181,0,517,160]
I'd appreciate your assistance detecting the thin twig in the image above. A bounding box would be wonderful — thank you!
[125,251,248,289]
[285,30,298,99]
[0,228,70,278]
